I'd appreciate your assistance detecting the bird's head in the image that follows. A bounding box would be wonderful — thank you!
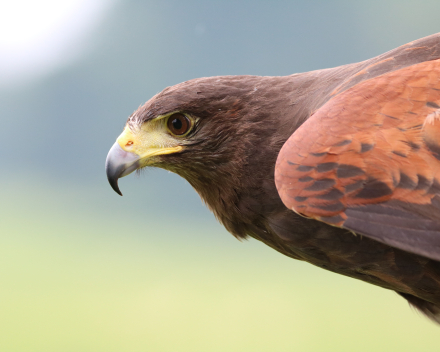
[105,74,306,235]
[107,76,266,190]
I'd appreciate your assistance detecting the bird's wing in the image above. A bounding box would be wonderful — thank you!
[275,58,440,261]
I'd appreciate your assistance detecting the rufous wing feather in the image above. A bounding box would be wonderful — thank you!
[276,59,440,261]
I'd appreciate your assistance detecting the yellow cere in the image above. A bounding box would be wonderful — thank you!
[116,118,183,161]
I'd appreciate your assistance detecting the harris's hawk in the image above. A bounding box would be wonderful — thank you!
[106,33,440,324]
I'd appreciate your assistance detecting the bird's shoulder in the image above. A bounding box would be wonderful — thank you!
[275,34,440,261]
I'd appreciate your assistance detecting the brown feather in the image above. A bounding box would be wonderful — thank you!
[275,59,440,262]
[125,33,440,323]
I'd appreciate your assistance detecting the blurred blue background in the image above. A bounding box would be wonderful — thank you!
[1,0,440,351]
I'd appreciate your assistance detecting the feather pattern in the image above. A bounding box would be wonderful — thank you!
[275,59,440,261]
[122,33,440,322]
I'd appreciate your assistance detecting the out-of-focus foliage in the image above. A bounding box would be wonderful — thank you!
[1,1,440,351]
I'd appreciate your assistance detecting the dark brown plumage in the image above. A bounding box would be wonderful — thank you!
[106,33,440,324]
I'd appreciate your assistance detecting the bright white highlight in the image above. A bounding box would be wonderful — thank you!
[0,0,115,87]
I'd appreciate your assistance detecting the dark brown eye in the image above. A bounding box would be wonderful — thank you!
[167,113,191,135]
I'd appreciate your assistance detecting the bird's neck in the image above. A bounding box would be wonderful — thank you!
[176,64,365,238]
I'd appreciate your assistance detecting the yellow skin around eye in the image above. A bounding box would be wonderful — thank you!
[116,117,184,164]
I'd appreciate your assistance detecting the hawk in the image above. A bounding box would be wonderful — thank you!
[106,33,440,323]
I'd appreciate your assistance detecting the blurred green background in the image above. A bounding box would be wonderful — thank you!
[1,0,440,351]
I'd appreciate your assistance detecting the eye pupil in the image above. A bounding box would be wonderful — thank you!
[167,113,190,135]
[172,118,183,130]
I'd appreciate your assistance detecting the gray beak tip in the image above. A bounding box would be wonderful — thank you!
[105,142,140,196]
[108,177,123,196]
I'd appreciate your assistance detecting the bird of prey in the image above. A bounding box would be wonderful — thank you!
[106,33,440,324]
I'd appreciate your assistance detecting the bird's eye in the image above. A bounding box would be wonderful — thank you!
[167,113,191,136]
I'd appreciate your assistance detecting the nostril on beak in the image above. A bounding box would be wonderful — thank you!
[126,141,133,147]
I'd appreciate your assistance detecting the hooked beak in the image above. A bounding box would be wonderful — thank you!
[105,142,140,196]
[106,124,184,196]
